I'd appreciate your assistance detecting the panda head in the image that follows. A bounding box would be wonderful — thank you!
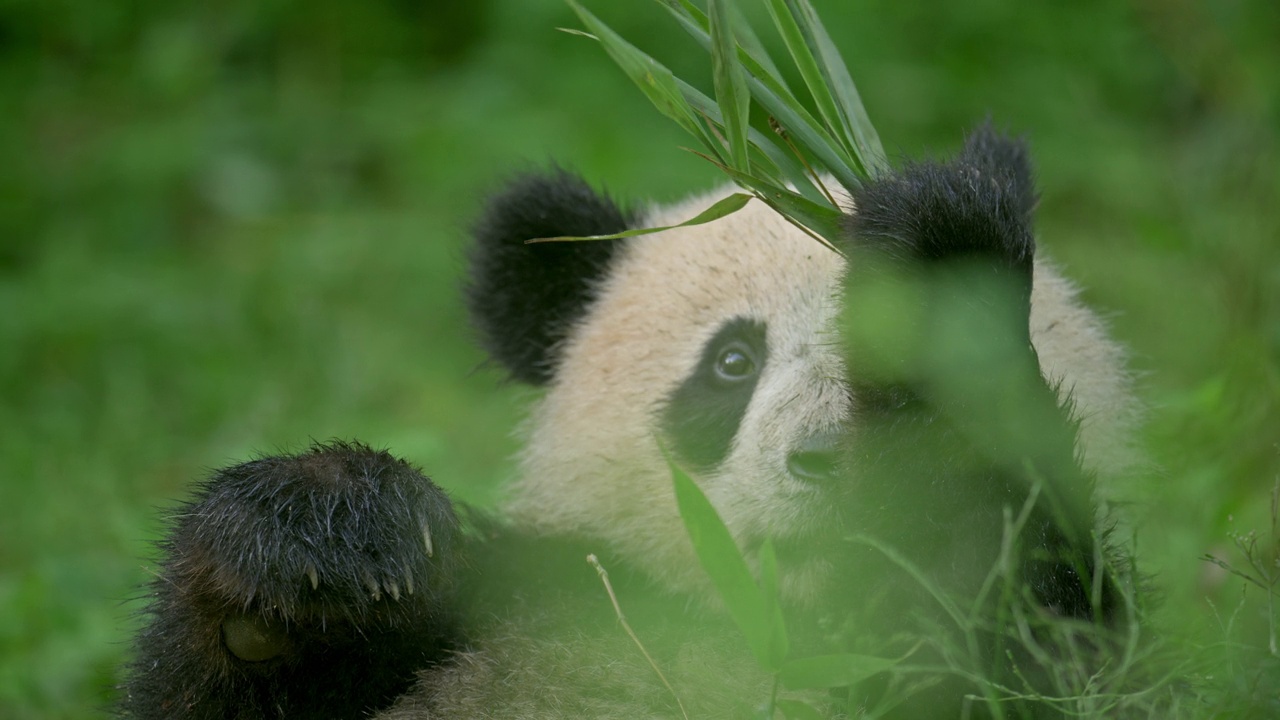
[467,169,853,600]
[465,130,1116,611]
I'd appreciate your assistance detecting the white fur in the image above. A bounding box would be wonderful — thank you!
[501,184,1139,602]
[369,183,1141,720]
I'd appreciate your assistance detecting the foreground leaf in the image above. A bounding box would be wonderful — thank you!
[669,457,774,669]
[758,539,790,670]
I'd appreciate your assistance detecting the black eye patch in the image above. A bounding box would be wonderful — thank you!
[661,318,768,474]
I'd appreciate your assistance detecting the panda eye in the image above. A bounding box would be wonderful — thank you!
[713,342,758,382]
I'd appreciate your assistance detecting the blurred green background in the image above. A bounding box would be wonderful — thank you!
[1,0,1276,717]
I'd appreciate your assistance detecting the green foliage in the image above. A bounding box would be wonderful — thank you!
[566,0,885,246]
[708,0,751,169]
[671,457,903,715]
[762,0,886,177]
[671,458,789,671]
[0,0,1276,717]
[576,1,1280,717]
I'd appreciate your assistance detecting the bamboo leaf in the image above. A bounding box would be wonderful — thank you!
[764,0,851,161]
[688,150,844,247]
[658,1,793,110]
[749,78,864,195]
[529,193,753,243]
[780,0,888,176]
[656,0,865,193]
[674,78,829,206]
[566,0,701,139]
[708,0,750,170]
[758,539,790,671]
[752,185,844,249]
[669,456,774,669]
[726,1,784,80]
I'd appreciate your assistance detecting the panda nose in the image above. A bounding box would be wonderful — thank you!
[786,433,843,484]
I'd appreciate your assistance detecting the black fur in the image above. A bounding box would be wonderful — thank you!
[822,125,1119,719]
[466,169,636,385]
[120,126,1126,720]
[119,442,462,720]
[662,317,769,473]
[845,122,1037,268]
[843,122,1038,349]
[838,124,1115,623]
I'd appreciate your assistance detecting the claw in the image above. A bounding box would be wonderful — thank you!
[423,523,434,558]
[404,566,415,596]
[306,564,319,591]
[387,580,400,602]
[363,570,381,601]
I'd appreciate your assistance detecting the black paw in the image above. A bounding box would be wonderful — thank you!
[120,441,462,720]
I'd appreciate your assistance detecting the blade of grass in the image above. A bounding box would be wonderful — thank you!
[587,554,691,720]
[844,533,966,628]
[708,0,750,170]
[528,193,753,242]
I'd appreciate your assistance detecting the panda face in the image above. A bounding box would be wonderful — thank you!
[503,186,851,600]
[489,162,1138,610]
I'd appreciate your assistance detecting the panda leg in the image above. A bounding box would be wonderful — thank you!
[118,441,462,720]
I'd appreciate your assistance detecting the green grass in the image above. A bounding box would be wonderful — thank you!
[1,0,1277,717]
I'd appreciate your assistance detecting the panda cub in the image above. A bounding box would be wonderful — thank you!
[119,126,1138,719]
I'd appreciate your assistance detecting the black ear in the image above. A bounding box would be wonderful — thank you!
[466,169,636,385]
[843,121,1038,281]
[957,121,1037,220]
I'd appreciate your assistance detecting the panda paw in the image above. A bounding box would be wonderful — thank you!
[120,441,462,720]
[172,440,457,627]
